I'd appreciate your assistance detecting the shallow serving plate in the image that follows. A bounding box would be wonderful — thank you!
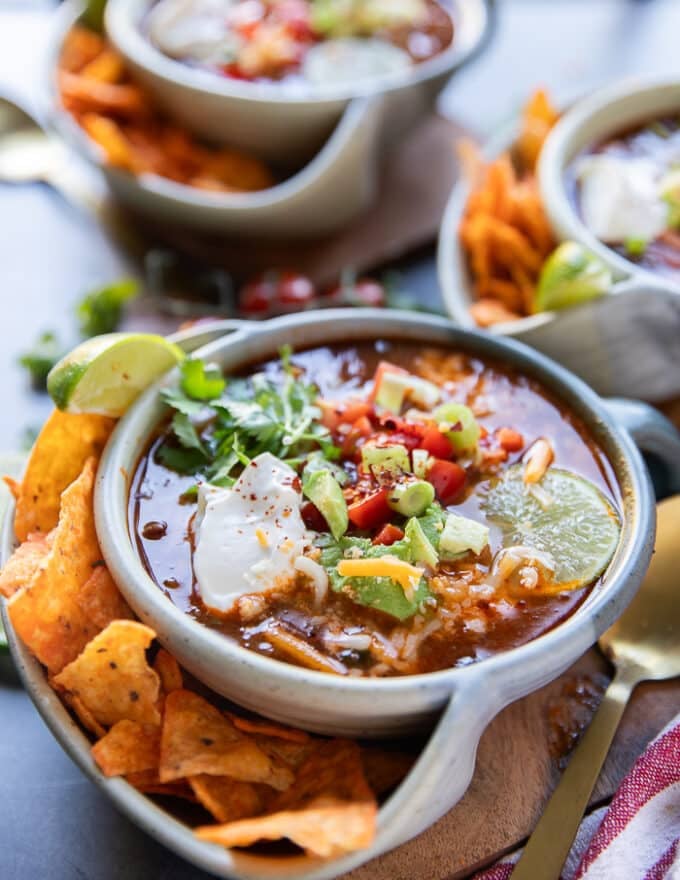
[4,311,680,879]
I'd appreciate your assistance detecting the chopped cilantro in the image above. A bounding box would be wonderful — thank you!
[19,331,64,390]
[76,278,138,337]
[158,350,340,486]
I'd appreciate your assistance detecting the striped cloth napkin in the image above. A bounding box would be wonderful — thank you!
[474,714,680,880]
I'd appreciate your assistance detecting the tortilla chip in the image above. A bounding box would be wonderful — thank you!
[53,620,161,728]
[360,746,414,796]
[160,690,290,789]
[195,801,377,859]
[80,566,134,628]
[0,531,52,598]
[230,715,310,745]
[153,648,183,695]
[189,775,264,823]
[8,459,108,672]
[92,720,161,777]
[254,736,316,775]
[126,769,196,801]
[195,739,377,857]
[13,410,114,542]
[64,692,107,739]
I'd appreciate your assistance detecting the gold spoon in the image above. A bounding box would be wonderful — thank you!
[511,494,680,880]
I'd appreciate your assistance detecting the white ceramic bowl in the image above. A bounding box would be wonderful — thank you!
[105,0,492,166]
[5,312,680,879]
[538,76,680,295]
[95,310,680,741]
[49,1,391,238]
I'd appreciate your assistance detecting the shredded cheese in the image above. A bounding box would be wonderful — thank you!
[337,555,423,593]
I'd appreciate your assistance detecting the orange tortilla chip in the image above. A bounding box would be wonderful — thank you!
[189,775,264,823]
[195,802,377,859]
[8,459,109,672]
[92,720,160,777]
[160,690,291,789]
[230,715,310,745]
[53,620,161,728]
[63,692,107,739]
[0,531,52,598]
[153,648,183,695]
[196,739,377,857]
[14,410,114,541]
[126,769,196,801]
[79,566,134,629]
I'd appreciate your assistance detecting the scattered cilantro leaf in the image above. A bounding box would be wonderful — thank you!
[19,331,64,390]
[76,278,138,337]
[180,359,226,401]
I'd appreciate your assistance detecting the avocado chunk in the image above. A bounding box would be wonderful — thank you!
[439,513,489,559]
[376,370,441,413]
[405,516,438,569]
[432,402,480,455]
[303,469,348,540]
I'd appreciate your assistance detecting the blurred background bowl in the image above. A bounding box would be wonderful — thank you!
[105,0,493,167]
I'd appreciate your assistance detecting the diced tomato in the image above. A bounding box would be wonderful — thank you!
[340,401,374,424]
[348,489,392,530]
[419,423,454,459]
[372,524,405,546]
[427,459,466,504]
[368,360,408,403]
[353,415,373,437]
[497,427,524,452]
[301,501,328,532]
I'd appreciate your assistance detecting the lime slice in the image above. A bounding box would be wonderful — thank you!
[47,333,184,417]
[535,241,612,313]
[482,465,621,592]
[0,452,27,652]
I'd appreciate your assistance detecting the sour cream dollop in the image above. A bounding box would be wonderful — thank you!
[193,452,312,613]
[577,155,668,244]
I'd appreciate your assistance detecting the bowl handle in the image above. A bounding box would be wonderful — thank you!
[604,397,680,494]
[168,319,255,355]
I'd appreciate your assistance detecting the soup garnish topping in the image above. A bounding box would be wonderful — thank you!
[133,342,621,676]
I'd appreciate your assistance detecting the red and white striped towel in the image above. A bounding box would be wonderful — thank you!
[475,714,680,880]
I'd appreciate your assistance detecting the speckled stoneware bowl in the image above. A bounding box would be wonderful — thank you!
[4,312,680,880]
[105,0,493,166]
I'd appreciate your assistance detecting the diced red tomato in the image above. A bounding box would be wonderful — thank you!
[427,459,466,504]
[277,271,316,306]
[497,427,524,452]
[372,524,405,546]
[368,360,408,403]
[301,501,328,532]
[348,489,392,530]
[353,415,373,437]
[340,401,374,424]
[419,423,454,459]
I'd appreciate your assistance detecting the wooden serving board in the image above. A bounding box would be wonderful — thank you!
[340,650,680,880]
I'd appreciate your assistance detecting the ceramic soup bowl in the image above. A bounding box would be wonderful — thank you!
[5,310,680,880]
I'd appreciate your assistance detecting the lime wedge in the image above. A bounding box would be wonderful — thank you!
[0,452,27,652]
[535,241,612,313]
[47,333,184,417]
[482,465,620,592]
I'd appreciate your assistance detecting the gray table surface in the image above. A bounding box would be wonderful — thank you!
[1,2,679,878]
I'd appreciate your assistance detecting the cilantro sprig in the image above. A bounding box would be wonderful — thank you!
[157,349,339,486]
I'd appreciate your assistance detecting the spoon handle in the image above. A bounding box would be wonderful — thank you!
[510,664,638,880]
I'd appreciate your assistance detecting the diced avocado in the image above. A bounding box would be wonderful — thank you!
[439,513,489,559]
[432,402,480,455]
[412,448,432,479]
[405,517,438,569]
[387,479,435,517]
[376,370,441,413]
[361,444,410,476]
[303,470,348,540]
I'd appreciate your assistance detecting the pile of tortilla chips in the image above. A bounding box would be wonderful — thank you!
[0,410,414,860]
[459,88,559,328]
